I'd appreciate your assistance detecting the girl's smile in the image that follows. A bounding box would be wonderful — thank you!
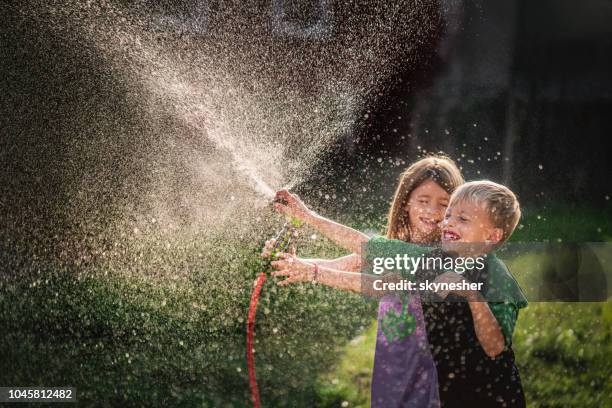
[405,179,450,241]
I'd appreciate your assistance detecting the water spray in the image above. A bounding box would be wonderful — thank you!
[246,201,302,408]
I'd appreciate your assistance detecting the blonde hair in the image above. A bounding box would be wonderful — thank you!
[387,154,464,241]
[448,180,521,243]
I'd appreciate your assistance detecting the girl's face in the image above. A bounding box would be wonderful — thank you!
[405,179,450,242]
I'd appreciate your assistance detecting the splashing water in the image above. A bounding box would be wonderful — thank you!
[3,0,443,278]
[88,13,358,233]
[1,2,443,405]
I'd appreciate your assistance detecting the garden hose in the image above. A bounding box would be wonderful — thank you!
[247,219,301,408]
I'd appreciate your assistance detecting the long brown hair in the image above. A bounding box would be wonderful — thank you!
[386,154,464,242]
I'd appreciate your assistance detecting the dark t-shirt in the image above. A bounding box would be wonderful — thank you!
[422,299,525,407]
[365,237,527,407]
[419,252,525,407]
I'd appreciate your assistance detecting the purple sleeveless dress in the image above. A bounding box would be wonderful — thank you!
[371,294,440,408]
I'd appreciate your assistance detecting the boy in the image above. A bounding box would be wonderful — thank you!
[365,180,527,407]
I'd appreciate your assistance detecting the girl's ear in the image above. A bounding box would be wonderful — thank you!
[487,228,504,245]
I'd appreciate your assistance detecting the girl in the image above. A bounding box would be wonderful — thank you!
[269,155,464,407]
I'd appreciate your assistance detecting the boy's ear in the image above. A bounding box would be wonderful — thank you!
[487,228,504,244]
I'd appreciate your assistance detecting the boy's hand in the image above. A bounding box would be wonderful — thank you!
[273,189,311,223]
[270,253,315,286]
[434,271,481,301]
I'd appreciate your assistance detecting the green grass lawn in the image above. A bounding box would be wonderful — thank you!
[1,205,610,406]
[0,234,375,407]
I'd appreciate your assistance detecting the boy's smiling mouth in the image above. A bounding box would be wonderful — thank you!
[442,229,461,241]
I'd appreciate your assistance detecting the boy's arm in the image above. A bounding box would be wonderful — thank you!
[485,255,526,347]
[488,302,520,347]
[434,272,506,358]
[273,190,369,254]
[467,293,506,358]
[365,236,433,269]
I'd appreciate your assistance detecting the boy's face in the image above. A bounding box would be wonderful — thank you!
[441,200,503,254]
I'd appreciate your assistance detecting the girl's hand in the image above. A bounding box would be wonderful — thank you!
[273,189,312,223]
[270,253,315,286]
[433,271,480,301]
[260,238,277,259]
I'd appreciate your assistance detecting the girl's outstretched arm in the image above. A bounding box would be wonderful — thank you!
[270,253,399,297]
[261,242,360,271]
[303,253,361,272]
[273,189,369,254]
